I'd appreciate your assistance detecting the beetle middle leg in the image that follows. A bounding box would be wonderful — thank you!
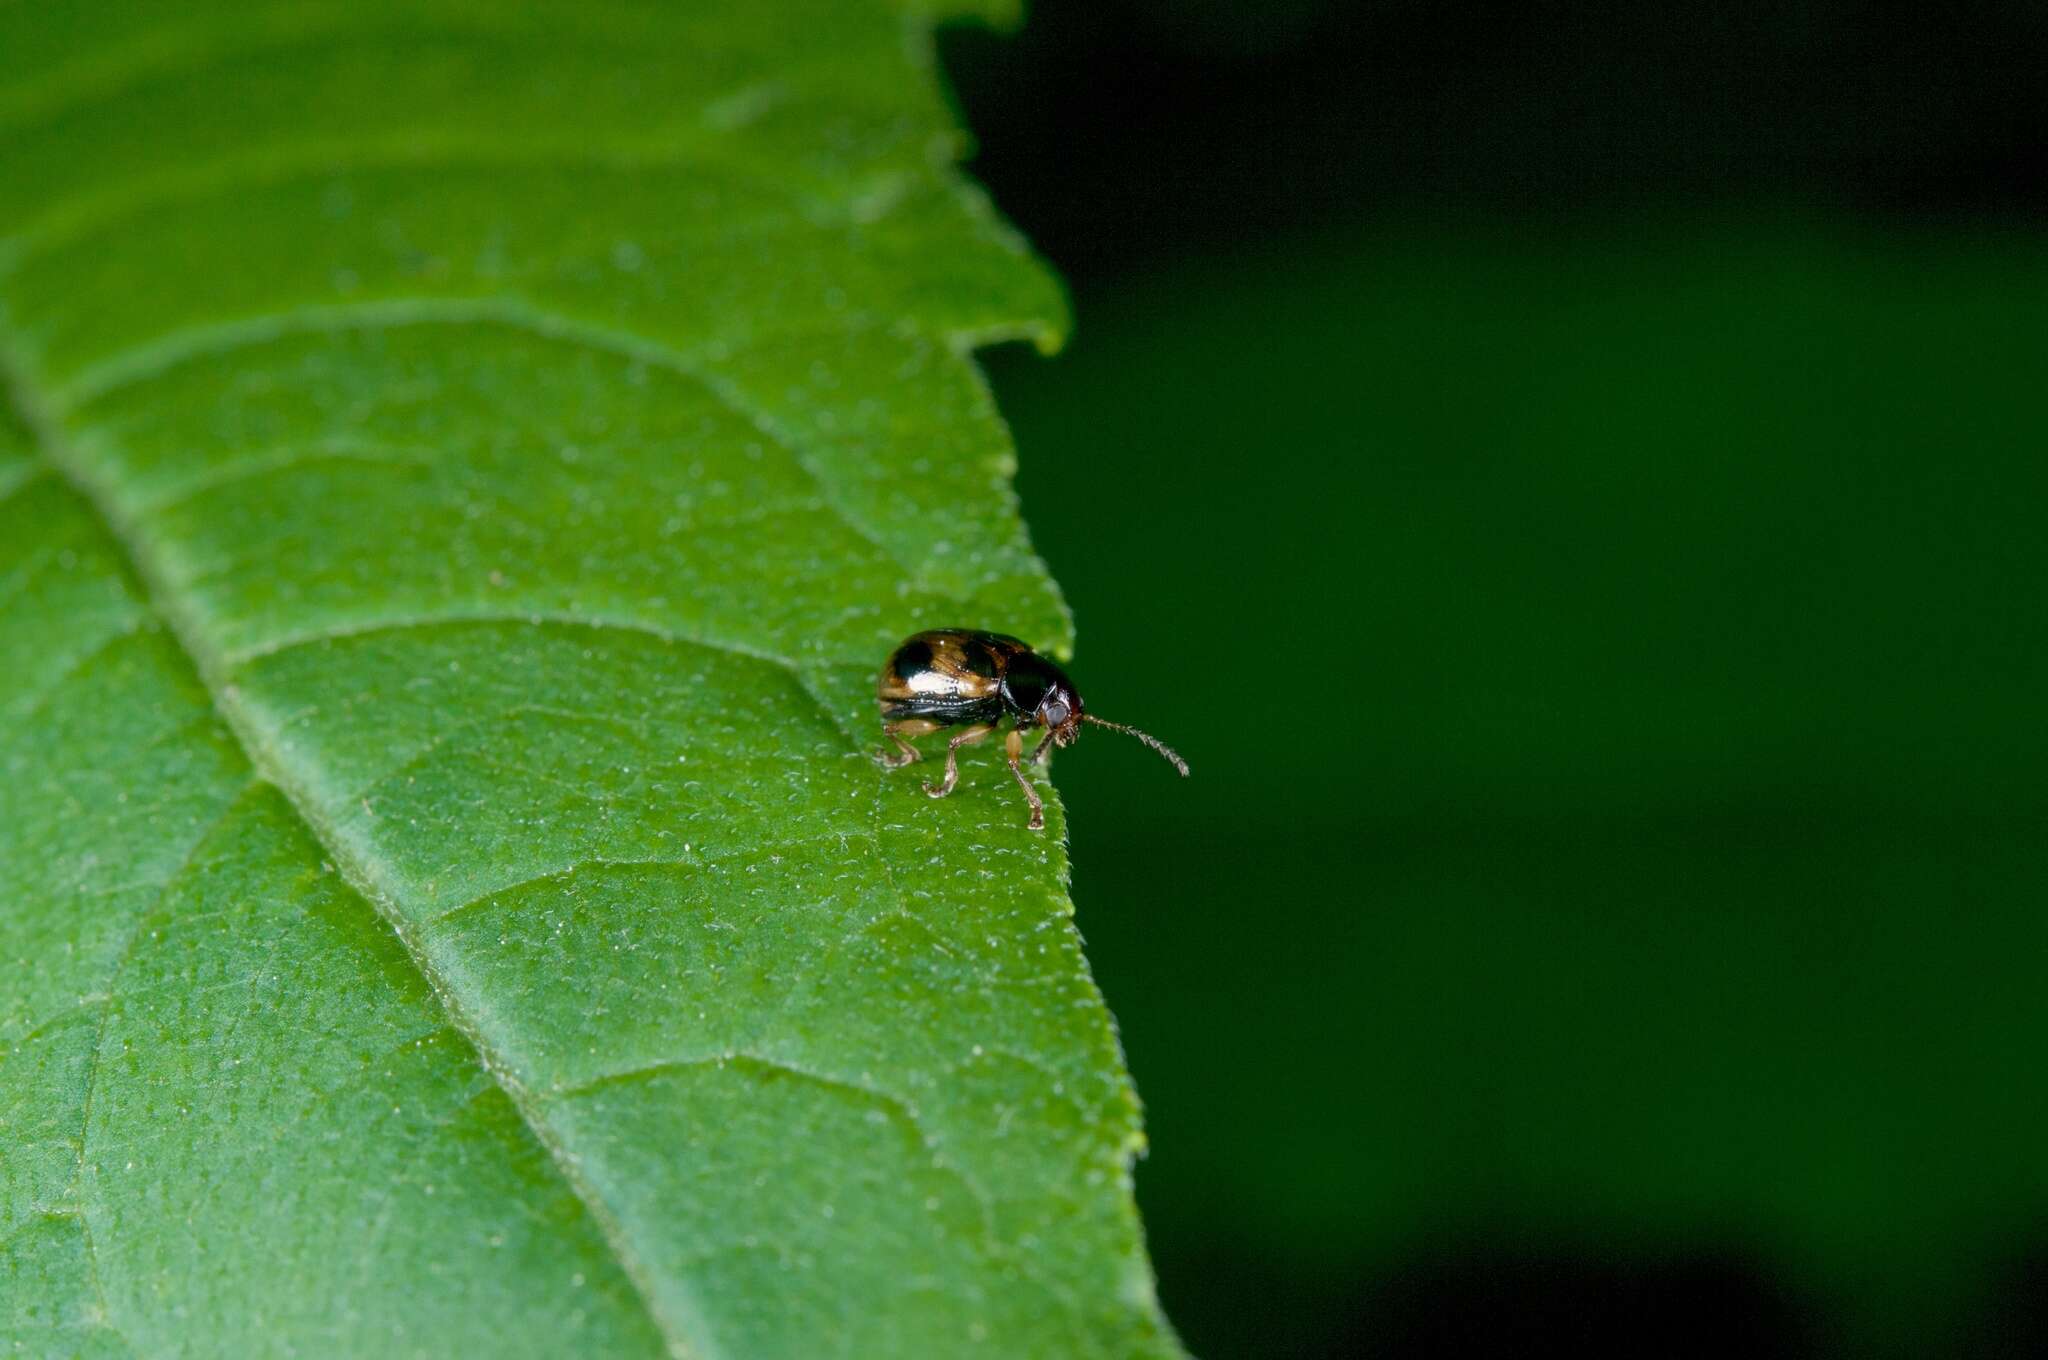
[924,723,995,798]
[1005,728,1046,831]
[879,718,941,768]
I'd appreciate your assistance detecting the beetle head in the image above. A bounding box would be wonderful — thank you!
[1007,651,1188,775]
[1001,652,1083,744]
[1039,682,1084,747]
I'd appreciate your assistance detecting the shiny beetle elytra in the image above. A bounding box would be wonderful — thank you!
[876,628,1188,831]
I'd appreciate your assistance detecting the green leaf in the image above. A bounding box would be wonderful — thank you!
[0,4,1179,1356]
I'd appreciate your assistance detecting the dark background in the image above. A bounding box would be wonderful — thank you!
[941,4,2048,1357]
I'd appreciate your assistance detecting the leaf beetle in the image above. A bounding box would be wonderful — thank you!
[876,628,1188,830]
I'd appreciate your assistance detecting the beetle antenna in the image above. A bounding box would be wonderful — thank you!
[1083,715,1190,775]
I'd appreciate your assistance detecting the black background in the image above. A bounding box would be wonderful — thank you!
[943,4,2048,1356]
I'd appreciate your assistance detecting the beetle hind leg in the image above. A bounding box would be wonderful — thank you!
[923,724,995,799]
[1004,729,1046,831]
[878,718,940,768]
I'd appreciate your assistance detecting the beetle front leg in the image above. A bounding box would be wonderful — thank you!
[1004,728,1046,831]
[924,724,995,798]
[878,718,940,768]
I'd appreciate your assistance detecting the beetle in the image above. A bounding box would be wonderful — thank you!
[876,628,1188,830]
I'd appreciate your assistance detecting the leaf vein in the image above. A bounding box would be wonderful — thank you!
[53,300,950,594]
[420,828,880,929]
[553,1050,1002,1228]
[132,440,442,517]
[0,11,874,141]
[2,618,146,726]
[0,459,49,506]
[228,608,799,671]
[65,787,251,1359]
[4,133,890,278]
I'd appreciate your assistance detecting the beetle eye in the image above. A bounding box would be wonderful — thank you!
[1043,700,1070,727]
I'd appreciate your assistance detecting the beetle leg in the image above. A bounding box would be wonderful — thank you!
[879,718,941,768]
[1005,728,1046,831]
[923,723,994,798]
